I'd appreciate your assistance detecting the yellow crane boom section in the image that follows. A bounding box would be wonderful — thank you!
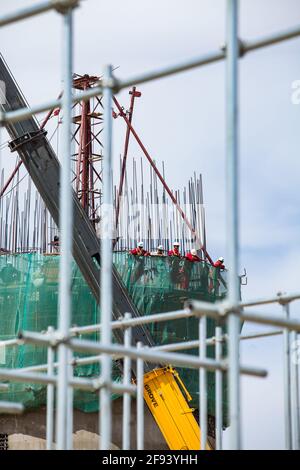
[143,366,212,450]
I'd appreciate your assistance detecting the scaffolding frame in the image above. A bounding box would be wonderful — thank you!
[0,0,299,450]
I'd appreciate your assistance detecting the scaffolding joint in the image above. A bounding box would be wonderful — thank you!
[51,0,81,14]
[101,76,119,93]
[221,38,246,58]
[277,292,290,306]
[219,300,242,317]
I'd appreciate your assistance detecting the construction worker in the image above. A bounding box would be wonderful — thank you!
[130,241,149,283]
[53,235,60,252]
[185,248,203,262]
[182,249,202,289]
[151,244,165,257]
[213,257,225,270]
[49,235,60,253]
[168,241,181,257]
[209,257,225,295]
[130,241,150,257]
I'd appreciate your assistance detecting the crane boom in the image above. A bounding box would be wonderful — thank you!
[0,54,210,449]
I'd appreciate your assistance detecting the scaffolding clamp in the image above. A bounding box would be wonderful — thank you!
[51,0,80,14]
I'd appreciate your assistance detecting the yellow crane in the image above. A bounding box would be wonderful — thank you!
[143,366,212,450]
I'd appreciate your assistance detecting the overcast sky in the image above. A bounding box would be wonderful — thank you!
[1,0,300,449]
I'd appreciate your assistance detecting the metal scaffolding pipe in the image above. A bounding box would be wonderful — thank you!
[67,338,267,377]
[55,8,74,450]
[199,316,207,450]
[226,0,241,450]
[1,24,300,126]
[0,0,79,28]
[0,366,135,395]
[17,330,268,377]
[4,325,282,355]
[46,327,55,451]
[290,330,300,449]
[283,304,292,449]
[0,401,24,414]
[215,326,223,450]
[122,314,132,450]
[67,348,74,450]
[190,303,300,333]
[99,64,114,451]
[116,26,300,91]
[136,342,144,450]
[1,329,282,378]
[70,308,191,335]
[0,84,104,125]
[244,24,300,52]
[241,292,300,308]
[0,368,98,391]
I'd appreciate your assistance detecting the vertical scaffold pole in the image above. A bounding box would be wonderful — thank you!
[137,342,144,450]
[226,0,241,450]
[290,328,300,449]
[283,303,292,449]
[99,64,114,451]
[67,348,74,450]
[199,315,207,449]
[215,325,223,450]
[46,326,54,450]
[56,6,73,450]
[122,313,132,450]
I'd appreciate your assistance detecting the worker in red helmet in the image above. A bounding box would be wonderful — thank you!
[168,241,181,257]
[185,248,203,262]
[130,241,150,257]
[213,256,225,270]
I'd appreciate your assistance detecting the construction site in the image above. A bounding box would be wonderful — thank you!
[0,0,299,452]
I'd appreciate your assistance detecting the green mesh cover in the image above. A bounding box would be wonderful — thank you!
[0,252,228,423]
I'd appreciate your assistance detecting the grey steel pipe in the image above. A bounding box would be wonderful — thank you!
[189,301,300,333]
[283,304,292,449]
[71,308,191,335]
[241,292,300,308]
[8,330,281,376]
[0,338,22,347]
[116,26,300,91]
[199,316,207,450]
[0,401,24,414]
[226,0,241,450]
[215,326,223,450]
[136,342,144,450]
[99,64,114,451]
[295,336,300,450]
[17,331,268,377]
[1,23,300,126]
[55,7,74,450]
[46,327,55,450]
[67,348,74,450]
[122,314,132,450]
[244,24,300,52]
[290,330,300,449]
[0,368,96,390]
[1,85,103,126]
[0,0,79,28]
[67,338,267,377]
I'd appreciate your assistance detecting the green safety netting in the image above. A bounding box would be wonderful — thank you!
[0,252,228,424]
